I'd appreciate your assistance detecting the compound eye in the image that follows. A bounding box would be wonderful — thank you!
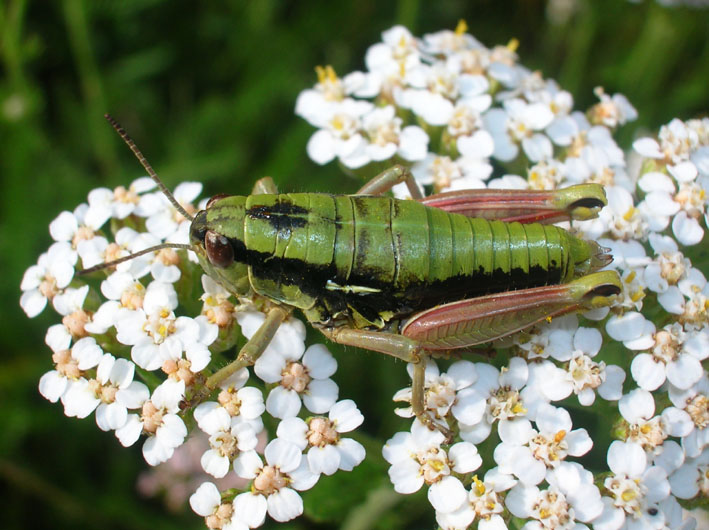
[204,230,234,268]
[206,193,231,209]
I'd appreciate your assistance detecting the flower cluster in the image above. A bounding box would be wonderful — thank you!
[22,22,709,529]
[21,177,365,528]
[295,23,708,529]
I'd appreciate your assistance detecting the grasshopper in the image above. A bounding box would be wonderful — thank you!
[85,115,621,436]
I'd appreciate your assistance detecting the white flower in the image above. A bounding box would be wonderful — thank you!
[84,271,147,334]
[421,22,483,56]
[618,389,672,453]
[232,438,319,526]
[236,310,306,359]
[657,267,709,328]
[38,336,103,404]
[588,87,637,128]
[295,64,379,122]
[392,360,477,429]
[189,482,248,530]
[599,441,670,527]
[49,203,103,248]
[411,152,491,193]
[304,98,374,168]
[20,242,77,317]
[200,274,236,328]
[259,343,339,419]
[61,353,149,432]
[435,474,508,530]
[277,399,365,476]
[493,403,592,486]
[506,461,603,528]
[142,181,201,240]
[597,185,648,240]
[400,63,490,126]
[197,405,259,479]
[606,310,654,350]
[631,323,707,391]
[114,379,187,466]
[483,98,554,162]
[115,282,214,372]
[643,233,690,294]
[358,105,428,165]
[89,177,157,220]
[514,314,578,361]
[365,25,422,93]
[454,359,530,444]
[383,420,481,513]
[194,369,266,433]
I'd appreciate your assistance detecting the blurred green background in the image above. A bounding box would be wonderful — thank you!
[2,1,707,529]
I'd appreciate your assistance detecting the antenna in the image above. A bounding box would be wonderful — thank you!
[104,114,194,222]
[77,115,198,275]
[77,243,194,275]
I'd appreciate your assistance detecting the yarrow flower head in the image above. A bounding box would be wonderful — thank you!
[21,22,709,530]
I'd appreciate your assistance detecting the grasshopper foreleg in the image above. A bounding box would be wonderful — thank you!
[188,306,289,406]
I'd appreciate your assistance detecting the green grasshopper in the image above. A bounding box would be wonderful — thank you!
[86,115,621,436]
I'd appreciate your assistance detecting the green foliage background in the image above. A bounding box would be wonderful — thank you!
[1,1,707,529]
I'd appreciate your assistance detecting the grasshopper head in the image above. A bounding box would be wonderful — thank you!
[189,201,251,297]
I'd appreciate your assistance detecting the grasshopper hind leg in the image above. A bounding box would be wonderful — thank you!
[315,271,621,441]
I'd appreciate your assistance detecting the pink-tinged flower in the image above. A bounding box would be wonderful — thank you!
[587,87,637,128]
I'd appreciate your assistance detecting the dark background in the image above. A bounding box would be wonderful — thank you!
[2,1,707,529]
